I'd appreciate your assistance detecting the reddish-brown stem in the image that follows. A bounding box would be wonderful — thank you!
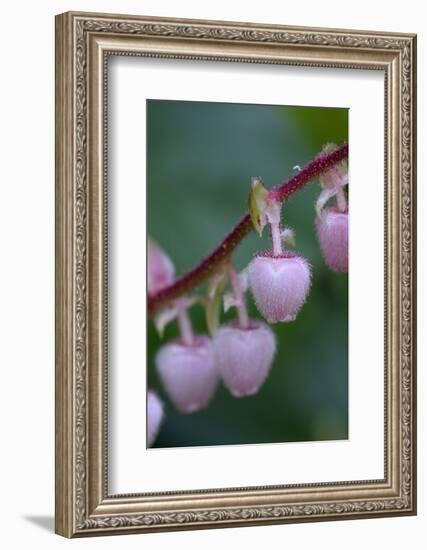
[148,143,348,316]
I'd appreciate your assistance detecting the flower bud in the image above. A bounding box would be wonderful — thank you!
[213,321,276,397]
[147,391,164,447]
[148,238,175,295]
[248,253,311,323]
[316,207,348,273]
[155,336,218,413]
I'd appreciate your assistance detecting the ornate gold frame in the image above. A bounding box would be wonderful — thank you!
[55,11,417,537]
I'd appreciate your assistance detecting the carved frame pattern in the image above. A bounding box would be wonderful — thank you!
[55,11,416,537]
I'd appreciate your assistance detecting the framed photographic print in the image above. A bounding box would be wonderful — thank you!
[55,11,417,537]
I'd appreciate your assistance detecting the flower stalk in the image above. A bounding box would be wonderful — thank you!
[336,188,347,212]
[175,298,195,346]
[270,221,283,257]
[227,261,249,329]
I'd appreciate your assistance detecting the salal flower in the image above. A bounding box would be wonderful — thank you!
[213,321,276,397]
[247,177,311,323]
[316,207,348,273]
[148,237,175,295]
[156,336,218,413]
[248,252,311,323]
[147,390,164,447]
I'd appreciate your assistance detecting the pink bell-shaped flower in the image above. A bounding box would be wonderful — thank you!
[316,207,348,273]
[148,238,175,296]
[248,252,311,323]
[147,390,164,447]
[156,336,219,413]
[213,321,276,397]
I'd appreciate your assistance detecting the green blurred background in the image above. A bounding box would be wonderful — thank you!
[147,99,348,448]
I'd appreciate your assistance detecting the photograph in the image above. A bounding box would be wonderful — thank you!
[146,99,349,449]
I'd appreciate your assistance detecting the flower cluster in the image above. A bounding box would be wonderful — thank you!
[147,144,348,447]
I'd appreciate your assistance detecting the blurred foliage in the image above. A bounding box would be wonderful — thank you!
[147,100,348,448]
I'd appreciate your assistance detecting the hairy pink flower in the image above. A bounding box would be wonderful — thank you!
[147,391,164,447]
[148,238,175,296]
[248,252,311,323]
[316,207,348,273]
[213,321,276,397]
[156,336,218,413]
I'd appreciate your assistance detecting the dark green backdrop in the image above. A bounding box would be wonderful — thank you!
[147,99,348,448]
